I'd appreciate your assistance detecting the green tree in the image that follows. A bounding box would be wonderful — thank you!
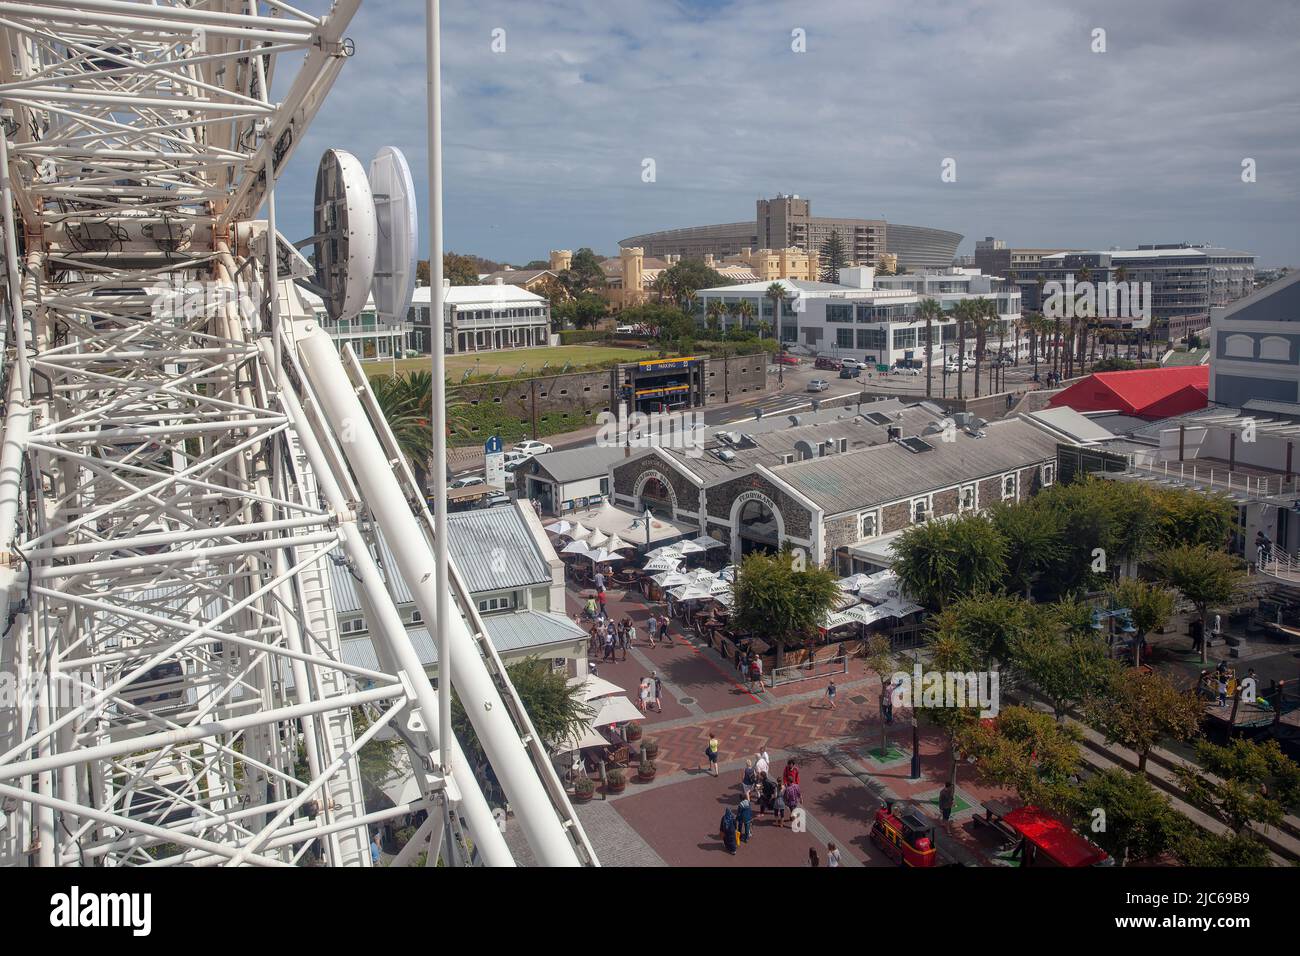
[818,232,847,283]
[1072,768,1180,866]
[371,370,433,484]
[443,251,481,286]
[892,512,1008,611]
[916,297,942,398]
[1153,545,1245,664]
[1010,609,1112,719]
[731,549,840,669]
[1085,668,1202,773]
[1107,578,1174,665]
[1175,738,1300,836]
[659,259,727,307]
[1153,487,1234,551]
[1171,825,1272,867]
[451,657,593,805]
[915,632,986,786]
[932,592,1045,670]
[557,247,606,300]
[861,634,897,757]
[989,501,1065,598]
[764,282,787,333]
[960,704,1083,809]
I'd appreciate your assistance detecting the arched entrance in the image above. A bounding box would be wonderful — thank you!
[730,491,784,563]
[634,469,677,518]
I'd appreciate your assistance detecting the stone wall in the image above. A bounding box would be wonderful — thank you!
[701,354,768,401]
[704,472,813,543]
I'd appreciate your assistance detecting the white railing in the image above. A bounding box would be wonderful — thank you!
[1124,451,1299,499]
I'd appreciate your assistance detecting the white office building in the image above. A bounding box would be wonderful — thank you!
[695,267,1022,368]
[404,279,552,355]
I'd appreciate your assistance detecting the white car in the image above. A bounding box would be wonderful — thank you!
[503,451,531,470]
[945,358,973,371]
[894,366,921,376]
[450,475,485,489]
[807,378,830,392]
[513,440,553,456]
[840,358,864,370]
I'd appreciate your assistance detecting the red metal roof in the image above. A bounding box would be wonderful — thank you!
[1048,366,1208,418]
[1003,806,1109,867]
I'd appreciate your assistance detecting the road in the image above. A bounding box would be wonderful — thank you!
[451,356,1056,476]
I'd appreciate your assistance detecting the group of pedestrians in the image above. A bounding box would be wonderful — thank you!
[588,615,633,662]
[718,752,807,855]
[637,673,664,713]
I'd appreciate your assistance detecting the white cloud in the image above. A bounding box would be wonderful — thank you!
[269,0,1300,266]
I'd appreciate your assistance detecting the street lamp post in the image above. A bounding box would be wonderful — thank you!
[910,716,921,780]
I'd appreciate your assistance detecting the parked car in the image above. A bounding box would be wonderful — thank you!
[840,358,864,370]
[839,366,862,379]
[944,358,973,371]
[807,378,830,392]
[503,451,531,470]
[775,353,801,366]
[513,440,553,456]
[814,356,842,371]
[480,491,511,508]
[893,366,921,376]
[450,475,486,489]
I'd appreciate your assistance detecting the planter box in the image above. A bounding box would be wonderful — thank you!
[604,782,626,795]
[572,789,594,804]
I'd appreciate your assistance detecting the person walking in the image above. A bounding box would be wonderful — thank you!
[783,780,801,819]
[652,672,663,713]
[1217,673,1229,708]
[782,759,800,788]
[939,781,955,828]
[603,628,615,662]
[638,678,650,712]
[826,843,841,867]
[704,732,720,776]
[737,796,754,844]
[773,782,788,828]
[808,847,820,867]
[597,588,608,618]
[758,771,775,815]
[755,750,770,779]
[741,759,757,800]
[370,831,381,865]
[720,807,738,856]
[626,618,636,652]
[749,655,764,693]
[646,614,658,649]
[618,623,630,662]
[594,570,605,592]
[826,678,837,710]
[660,613,674,647]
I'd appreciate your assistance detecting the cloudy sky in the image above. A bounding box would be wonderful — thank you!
[273,0,1300,267]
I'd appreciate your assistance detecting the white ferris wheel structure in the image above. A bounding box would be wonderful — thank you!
[0,0,595,867]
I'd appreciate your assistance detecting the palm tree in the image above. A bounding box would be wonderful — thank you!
[651,271,671,304]
[706,299,725,336]
[682,290,699,320]
[994,302,1007,393]
[373,370,435,488]
[764,282,786,336]
[953,300,970,401]
[1114,265,1129,359]
[738,298,756,334]
[916,297,942,398]
[1075,265,1093,375]
[726,301,741,333]
[969,298,995,398]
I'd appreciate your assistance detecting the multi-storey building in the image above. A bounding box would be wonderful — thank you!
[1015,244,1255,343]
[694,267,1021,366]
[404,280,552,354]
[620,193,962,272]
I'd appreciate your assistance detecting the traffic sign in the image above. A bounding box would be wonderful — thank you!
[484,436,503,455]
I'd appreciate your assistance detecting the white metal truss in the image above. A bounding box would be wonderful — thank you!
[0,1,594,867]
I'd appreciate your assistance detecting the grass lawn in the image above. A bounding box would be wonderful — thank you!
[362,345,652,380]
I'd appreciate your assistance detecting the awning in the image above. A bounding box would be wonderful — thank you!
[564,501,696,546]
[592,695,644,726]
[568,674,625,701]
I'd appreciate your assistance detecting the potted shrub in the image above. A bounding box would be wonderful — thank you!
[642,737,659,760]
[605,769,627,794]
[626,722,643,743]
[572,776,595,804]
[636,759,657,782]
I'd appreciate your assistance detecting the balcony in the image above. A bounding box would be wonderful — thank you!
[1104,449,1300,502]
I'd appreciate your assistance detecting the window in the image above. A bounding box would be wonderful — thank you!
[410,609,423,624]
[340,617,366,635]
[477,594,515,613]
[1041,463,1055,487]
[1002,473,1018,501]
[859,511,878,539]
[959,483,977,511]
[836,328,854,348]
[911,496,931,523]
[826,303,854,323]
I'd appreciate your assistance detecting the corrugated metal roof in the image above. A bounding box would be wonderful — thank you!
[330,506,550,613]
[339,611,584,671]
[526,444,627,483]
[773,418,1059,516]
[445,505,552,593]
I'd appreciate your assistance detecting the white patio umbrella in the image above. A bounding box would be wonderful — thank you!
[718,565,737,582]
[544,519,573,536]
[642,555,682,573]
[838,573,872,593]
[568,522,592,541]
[647,544,682,560]
[582,547,621,564]
[673,539,706,555]
[560,539,590,555]
[654,569,695,588]
[690,535,726,551]
[709,578,732,595]
[586,528,610,548]
[605,534,634,552]
[670,580,716,602]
